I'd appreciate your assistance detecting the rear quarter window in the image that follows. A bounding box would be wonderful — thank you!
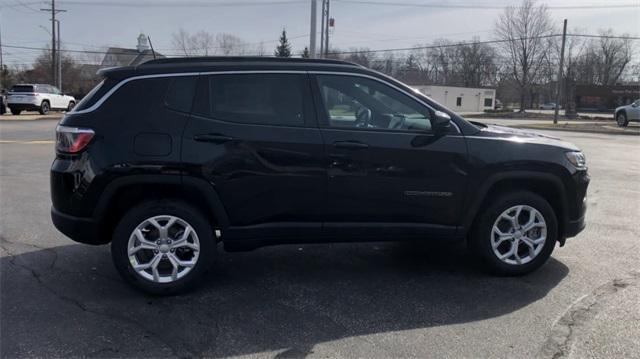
[73,78,119,112]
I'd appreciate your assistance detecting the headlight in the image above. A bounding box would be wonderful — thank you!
[565,151,587,169]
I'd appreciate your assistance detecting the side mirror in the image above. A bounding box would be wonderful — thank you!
[432,110,451,134]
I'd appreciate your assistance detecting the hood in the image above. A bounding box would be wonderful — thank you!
[473,122,580,151]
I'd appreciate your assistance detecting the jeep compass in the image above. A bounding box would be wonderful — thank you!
[50,57,589,294]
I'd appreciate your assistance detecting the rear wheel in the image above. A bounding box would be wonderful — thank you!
[616,112,628,127]
[111,199,216,295]
[39,101,50,115]
[470,191,557,276]
[10,108,22,115]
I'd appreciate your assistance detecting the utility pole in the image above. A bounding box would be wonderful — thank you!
[0,10,4,70]
[309,0,317,58]
[324,0,330,57]
[41,0,66,86]
[554,19,567,125]
[319,0,326,57]
[56,20,61,91]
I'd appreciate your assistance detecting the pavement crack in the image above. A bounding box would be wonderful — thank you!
[538,271,640,359]
[1,237,195,358]
[0,235,59,269]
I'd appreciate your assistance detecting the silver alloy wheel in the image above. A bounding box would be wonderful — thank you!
[490,205,547,265]
[127,215,200,283]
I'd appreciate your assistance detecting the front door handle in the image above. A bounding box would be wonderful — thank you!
[193,133,235,144]
[332,141,369,150]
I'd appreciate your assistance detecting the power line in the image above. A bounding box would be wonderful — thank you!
[332,0,640,10]
[328,35,561,55]
[56,0,307,7]
[327,33,640,55]
[1,33,639,58]
[567,33,640,40]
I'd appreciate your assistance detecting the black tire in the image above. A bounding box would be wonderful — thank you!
[67,101,75,112]
[111,199,216,295]
[469,191,558,276]
[39,101,50,115]
[616,112,628,127]
[10,108,21,115]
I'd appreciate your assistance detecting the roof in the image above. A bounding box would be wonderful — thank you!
[141,56,359,67]
[98,56,365,79]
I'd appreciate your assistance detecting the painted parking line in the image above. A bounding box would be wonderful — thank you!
[0,140,55,144]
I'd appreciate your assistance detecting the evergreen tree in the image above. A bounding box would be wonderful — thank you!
[274,28,292,57]
[301,47,310,58]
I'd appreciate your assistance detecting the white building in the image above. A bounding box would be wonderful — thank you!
[411,85,496,113]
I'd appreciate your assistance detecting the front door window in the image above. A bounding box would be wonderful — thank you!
[316,75,432,132]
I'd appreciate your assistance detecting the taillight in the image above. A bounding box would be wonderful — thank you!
[56,125,95,154]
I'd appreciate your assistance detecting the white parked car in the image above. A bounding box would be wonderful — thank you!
[614,99,640,127]
[7,84,76,115]
[539,102,557,110]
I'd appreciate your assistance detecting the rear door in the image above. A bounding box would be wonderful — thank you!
[182,72,326,240]
[312,73,468,239]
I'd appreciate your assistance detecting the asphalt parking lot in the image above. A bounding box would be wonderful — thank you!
[1,119,639,358]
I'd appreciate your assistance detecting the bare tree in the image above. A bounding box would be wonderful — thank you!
[593,29,633,85]
[426,39,460,85]
[495,0,555,112]
[571,29,633,86]
[172,30,248,56]
[457,39,498,87]
[172,29,192,56]
[216,33,247,56]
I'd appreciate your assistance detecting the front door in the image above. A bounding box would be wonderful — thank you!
[313,74,469,239]
[48,86,64,108]
[182,73,326,240]
[629,100,640,120]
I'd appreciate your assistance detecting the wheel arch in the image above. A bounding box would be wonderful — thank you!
[93,175,230,243]
[462,171,568,241]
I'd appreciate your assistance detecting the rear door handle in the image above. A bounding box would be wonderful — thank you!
[332,141,369,150]
[193,134,235,144]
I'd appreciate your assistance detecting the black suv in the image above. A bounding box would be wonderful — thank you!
[51,57,589,294]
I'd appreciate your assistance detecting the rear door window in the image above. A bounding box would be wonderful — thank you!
[164,76,197,113]
[194,73,309,127]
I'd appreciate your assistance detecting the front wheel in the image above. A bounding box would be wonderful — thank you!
[616,112,628,127]
[111,200,216,295]
[67,101,75,112]
[469,191,557,276]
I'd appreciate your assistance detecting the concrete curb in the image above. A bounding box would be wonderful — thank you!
[0,116,61,122]
[513,125,640,136]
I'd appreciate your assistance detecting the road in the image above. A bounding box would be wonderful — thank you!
[1,120,639,358]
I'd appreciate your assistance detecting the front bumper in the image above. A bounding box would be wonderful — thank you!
[51,206,109,245]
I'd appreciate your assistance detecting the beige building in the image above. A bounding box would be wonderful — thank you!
[411,85,496,113]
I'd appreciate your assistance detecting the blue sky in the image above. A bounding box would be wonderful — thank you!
[1,0,638,67]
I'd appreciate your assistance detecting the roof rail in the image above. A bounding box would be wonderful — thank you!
[139,56,360,67]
